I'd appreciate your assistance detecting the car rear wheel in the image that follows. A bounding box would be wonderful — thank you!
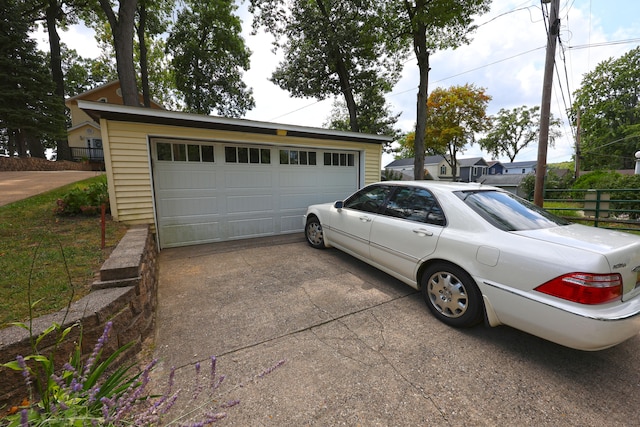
[305,217,325,249]
[421,262,483,328]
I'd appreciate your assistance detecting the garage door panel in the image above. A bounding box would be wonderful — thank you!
[225,171,272,188]
[159,196,217,217]
[227,194,273,214]
[226,216,274,239]
[162,219,220,242]
[153,140,360,248]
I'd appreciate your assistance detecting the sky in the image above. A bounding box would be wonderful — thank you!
[32,0,640,168]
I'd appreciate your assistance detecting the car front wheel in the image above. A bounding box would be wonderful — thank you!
[305,216,325,249]
[421,262,483,328]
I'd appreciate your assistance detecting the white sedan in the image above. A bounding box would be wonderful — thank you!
[303,181,640,351]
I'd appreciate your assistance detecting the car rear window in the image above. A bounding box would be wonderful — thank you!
[456,190,570,231]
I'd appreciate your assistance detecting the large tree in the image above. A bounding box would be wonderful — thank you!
[425,84,491,181]
[572,46,640,171]
[0,0,66,158]
[386,0,491,179]
[479,105,562,162]
[250,0,405,132]
[167,0,254,116]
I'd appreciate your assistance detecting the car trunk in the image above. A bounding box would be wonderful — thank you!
[514,224,640,300]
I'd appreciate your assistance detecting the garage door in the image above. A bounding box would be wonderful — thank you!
[151,138,360,248]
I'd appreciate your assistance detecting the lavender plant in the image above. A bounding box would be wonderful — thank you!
[1,321,286,426]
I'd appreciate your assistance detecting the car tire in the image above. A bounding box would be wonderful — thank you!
[421,262,483,328]
[305,216,325,249]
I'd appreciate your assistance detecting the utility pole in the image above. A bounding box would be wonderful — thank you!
[534,0,560,207]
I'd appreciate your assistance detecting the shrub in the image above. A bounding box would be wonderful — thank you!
[55,176,109,216]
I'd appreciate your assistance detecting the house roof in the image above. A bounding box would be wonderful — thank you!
[66,80,165,109]
[385,155,446,169]
[502,160,537,169]
[77,101,392,145]
[457,157,487,167]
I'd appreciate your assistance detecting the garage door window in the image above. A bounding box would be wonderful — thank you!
[324,152,355,167]
[157,142,215,163]
[225,146,271,164]
[279,150,317,165]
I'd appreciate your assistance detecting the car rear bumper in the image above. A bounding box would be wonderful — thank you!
[481,280,640,351]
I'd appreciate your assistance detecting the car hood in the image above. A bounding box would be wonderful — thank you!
[515,224,640,299]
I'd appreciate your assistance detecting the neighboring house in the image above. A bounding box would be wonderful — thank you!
[78,100,391,249]
[384,157,418,180]
[502,160,537,174]
[65,81,164,164]
[458,157,488,182]
[486,160,504,175]
[384,155,453,181]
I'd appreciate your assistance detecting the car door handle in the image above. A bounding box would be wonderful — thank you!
[359,216,372,223]
[413,228,433,237]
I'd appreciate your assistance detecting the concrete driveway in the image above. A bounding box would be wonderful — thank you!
[154,235,640,426]
[0,171,100,206]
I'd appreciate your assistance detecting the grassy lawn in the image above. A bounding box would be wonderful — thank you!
[0,176,129,327]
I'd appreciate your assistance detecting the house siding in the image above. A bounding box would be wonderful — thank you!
[101,120,382,226]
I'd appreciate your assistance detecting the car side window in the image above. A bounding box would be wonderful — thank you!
[344,185,392,214]
[384,187,446,226]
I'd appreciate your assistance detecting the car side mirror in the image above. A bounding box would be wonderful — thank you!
[334,200,344,210]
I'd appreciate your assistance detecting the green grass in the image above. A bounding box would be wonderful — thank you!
[544,200,584,218]
[0,176,128,327]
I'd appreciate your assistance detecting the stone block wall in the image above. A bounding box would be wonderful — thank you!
[0,225,157,409]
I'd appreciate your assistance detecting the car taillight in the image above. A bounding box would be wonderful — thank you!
[534,273,622,304]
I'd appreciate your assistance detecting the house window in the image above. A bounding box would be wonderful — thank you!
[522,168,526,174]
[440,165,447,175]
[324,151,355,166]
[225,146,270,164]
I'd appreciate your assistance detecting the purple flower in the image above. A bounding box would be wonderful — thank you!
[83,321,113,379]
[16,355,31,388]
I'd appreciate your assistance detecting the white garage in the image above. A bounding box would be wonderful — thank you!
[76,101,390,249]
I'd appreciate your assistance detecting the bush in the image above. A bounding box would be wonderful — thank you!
[55,176,109,216]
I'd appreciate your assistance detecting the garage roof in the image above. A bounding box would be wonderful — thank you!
[77,100,392,145]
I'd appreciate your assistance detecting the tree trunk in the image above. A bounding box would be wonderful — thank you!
[137,2,151,107]
[45,0,72,161]
[314,0,359,132]
[412,4,429,180]
[100,0,139,107]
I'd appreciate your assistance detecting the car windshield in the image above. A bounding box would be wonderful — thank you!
[456,190,571,231]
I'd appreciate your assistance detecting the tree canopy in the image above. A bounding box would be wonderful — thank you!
[479,105,562,162]
[167,0,254,117]
[572,46,640,170]
[0,0,65,157]
[425,84,491,180]
[250,0,405,133]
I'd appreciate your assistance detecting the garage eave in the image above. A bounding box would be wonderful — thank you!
[77,100,392,145]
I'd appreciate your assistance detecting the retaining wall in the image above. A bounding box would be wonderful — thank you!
[0,157,94,171]
[0,225,157,409]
